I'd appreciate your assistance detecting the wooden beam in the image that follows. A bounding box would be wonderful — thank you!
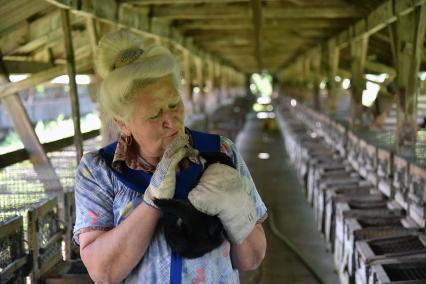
[0,0,52,34]
[176,18,354,31]
[350,36,369,129]
[393,4,426,148]
[122,0,246,3]
[281,0,426,78]
[0,57,63,193]
[153,5,367,20]
[251,0,263,71]
[0,60,54,74]
[85,17,100,63]
[61,9,83,162]
[365,61,395,77]
[0,129,101,169]
[0,60,91,99]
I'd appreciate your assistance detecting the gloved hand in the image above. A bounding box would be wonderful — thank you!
[188,163,257,244]
[144,134,198,208]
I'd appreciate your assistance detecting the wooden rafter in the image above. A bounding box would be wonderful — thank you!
[152,5,367,20]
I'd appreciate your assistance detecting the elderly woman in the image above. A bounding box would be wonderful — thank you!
[73,30,267,284]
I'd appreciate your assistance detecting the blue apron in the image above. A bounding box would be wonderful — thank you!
[99,129,220,284]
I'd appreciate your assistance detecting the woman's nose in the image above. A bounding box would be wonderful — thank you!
[162,110,176,128]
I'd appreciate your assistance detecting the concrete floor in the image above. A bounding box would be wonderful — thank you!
[237,113,340,284]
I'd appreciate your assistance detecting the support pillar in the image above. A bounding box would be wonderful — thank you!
[61,9,83,161]
[325,39,339,114]
[311,49,321,110]
[194,57,205,114]
[221,66,228,101]
[206,58,216,113]
[182,50,193,116]
[85,16,119,146]
[392,4,426,148]
[350,36,369,129]
[214,60,221,105]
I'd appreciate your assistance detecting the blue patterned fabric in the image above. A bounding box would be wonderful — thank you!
[73,133,267,284]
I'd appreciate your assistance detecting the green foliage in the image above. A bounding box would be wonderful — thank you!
[0,112,101,154]
[251,73,273,97]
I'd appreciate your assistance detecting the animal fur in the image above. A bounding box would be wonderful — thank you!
[153,152,234,259]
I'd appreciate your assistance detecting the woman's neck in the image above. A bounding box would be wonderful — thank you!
[138,154,161,168]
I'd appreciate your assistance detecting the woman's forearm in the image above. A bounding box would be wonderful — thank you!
[79,202,161,283]
[230,223,267,271]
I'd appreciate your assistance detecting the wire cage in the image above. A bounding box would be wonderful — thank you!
[0,216,29,284]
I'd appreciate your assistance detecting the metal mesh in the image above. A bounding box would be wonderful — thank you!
[48,150,78,192]
[0,136,102,222]
[410,177,425,204]
[370,235,426,255]
[385,262,426,280]
[0,229,22,269]
[0,217,25,284]
[37,211,59,247]
[0,161,47,222]
[36,207,62,268]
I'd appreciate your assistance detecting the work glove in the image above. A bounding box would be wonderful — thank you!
[144,134,198,208]
[188,163,257,244]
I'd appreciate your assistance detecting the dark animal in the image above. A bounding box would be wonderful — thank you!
[153,152,234,259]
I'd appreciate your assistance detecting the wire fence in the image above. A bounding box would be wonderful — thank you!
[0,136,102,223]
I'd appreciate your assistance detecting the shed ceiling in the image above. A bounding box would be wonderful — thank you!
[0,0,404,78]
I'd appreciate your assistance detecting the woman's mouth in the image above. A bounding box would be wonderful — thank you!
[167,131,178,138]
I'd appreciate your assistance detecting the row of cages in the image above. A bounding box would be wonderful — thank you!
[275,97,426,284]
[0,139,103,283]
[0,193,92,284]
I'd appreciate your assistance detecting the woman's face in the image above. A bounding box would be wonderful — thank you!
[116,76,185,164]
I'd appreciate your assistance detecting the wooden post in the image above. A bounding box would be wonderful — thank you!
[86,16,119,146]
[61,9,83,162]
[195,57,205,114]
[325,39,339,114]
[350,36,369,129]
[220,65,228,101]
[392,4,426,148]
[0,58,62,194]
[311,49,321,110]
[228,68,236,98]
[182,50,193,116]
[214,60,221,105]
[206,57,215,113]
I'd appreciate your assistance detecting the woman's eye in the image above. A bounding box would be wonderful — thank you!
[169,103,178,109]
[149,110,162,120]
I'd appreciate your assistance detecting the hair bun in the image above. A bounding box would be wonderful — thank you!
[95,31,144,79]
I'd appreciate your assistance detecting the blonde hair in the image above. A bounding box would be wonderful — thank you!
[95,30,182,122]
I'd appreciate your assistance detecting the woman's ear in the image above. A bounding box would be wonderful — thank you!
[113,118,131,136]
